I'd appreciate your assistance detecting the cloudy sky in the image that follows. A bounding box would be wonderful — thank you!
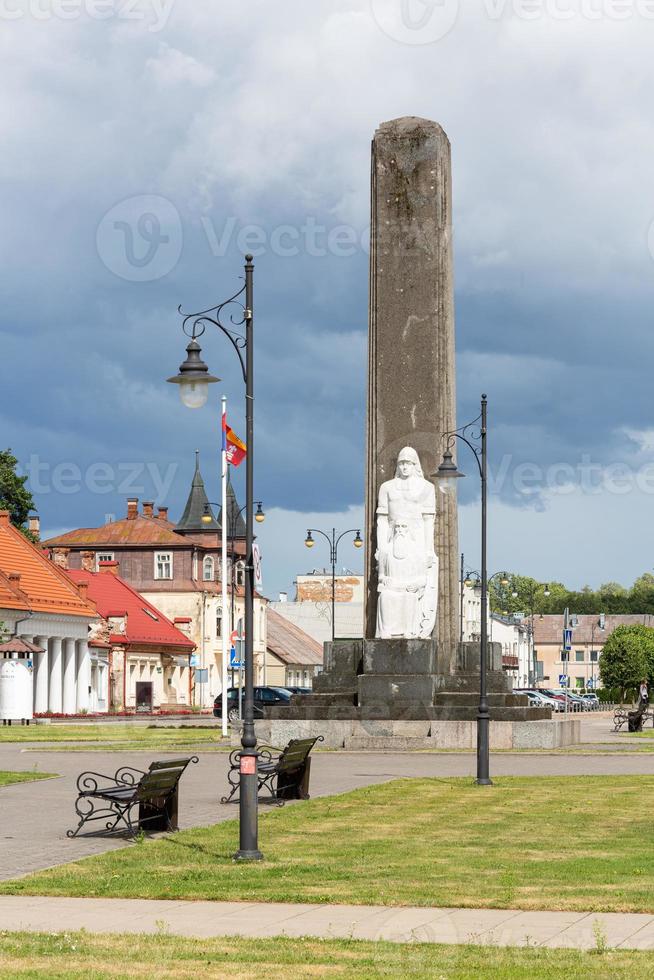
[3,1,654,598]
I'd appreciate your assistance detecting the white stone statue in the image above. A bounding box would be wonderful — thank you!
[375,447,438,639]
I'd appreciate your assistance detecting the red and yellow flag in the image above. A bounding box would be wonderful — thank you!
[225,425,246,467]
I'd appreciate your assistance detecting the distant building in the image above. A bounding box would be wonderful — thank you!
[265,609,324,688]
[42,455,267,706]
[533,613,654,690]
[66,567,195,712]
[295,572,364,604]
[0,510,101,715]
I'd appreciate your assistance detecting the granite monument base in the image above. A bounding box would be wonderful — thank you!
[259,638,581,748]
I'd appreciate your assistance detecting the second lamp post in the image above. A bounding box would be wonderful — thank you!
[304,528,363,641]
[435,394,491,786]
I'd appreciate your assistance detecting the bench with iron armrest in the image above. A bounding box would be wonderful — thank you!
[221,736,324,806]
[67,756,199,839]
[613,704,653,732]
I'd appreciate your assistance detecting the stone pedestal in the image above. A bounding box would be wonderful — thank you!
[272,639,550,724]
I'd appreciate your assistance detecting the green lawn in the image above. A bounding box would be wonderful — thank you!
[1,930,653,979]
[0,770,56,787]
[4,776,654,913]
[0,723,228,751]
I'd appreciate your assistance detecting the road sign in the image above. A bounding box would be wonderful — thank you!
[195,668,208,683]
[189,653,200,667]
[558,674,568,687]
[253,542,263,589]
[563,628,572,651]
[230,647,243,669]
[587,678,595,689]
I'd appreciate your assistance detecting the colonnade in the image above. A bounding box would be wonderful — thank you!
[25,636,91,714]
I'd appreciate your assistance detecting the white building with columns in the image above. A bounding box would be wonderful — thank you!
[0,511,101,715]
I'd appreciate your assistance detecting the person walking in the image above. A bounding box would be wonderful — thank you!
[638,678,649,709]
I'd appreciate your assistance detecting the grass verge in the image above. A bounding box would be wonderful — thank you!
[3,775,654,913]
[1,930,653,979]
[0,770,56,787]
[0,724,227,751]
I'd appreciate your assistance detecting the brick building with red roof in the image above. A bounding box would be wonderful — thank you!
[43,455,268,705]
[67,568,195,712]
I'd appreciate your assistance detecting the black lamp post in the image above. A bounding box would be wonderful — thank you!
[167,255,263,861]
[435,394,491,786]
[304,528,363,641]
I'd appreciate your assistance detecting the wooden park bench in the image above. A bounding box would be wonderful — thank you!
[67,756,199,839]
[221,736,323,807]
[613,705,653,733]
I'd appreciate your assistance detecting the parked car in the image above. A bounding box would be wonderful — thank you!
[284,686,312,695]
[549,689,587,711]
[514,689,565,712]
[580,693,600,710]
[213,685,292,723]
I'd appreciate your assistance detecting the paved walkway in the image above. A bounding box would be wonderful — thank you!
[1,737,652,881]
[1,895,654,949]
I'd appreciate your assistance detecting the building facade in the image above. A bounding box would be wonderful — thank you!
[43,456,267,707]
[67,567,195,712]
[0,511,101,715]
[532,613,654,690]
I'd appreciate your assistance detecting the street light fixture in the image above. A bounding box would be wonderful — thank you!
[303,528,363,641]
[167,255,262,862]
[435,394,491,786]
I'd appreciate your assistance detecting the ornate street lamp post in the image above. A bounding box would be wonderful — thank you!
[435,394,492,786]
[167,255,263,861]
[304,528,363,640]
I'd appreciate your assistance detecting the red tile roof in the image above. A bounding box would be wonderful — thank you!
[66,569,194,650]
[266,609,323,667]
[0,512,98,619]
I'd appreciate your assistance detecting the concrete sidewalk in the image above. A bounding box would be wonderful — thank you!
[2,896,654,950]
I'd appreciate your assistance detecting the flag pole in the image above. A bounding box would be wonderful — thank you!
[221,395,229,738]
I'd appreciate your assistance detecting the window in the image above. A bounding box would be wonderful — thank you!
[575,650,585,662]
[561,652,569,662]
[96,552,114,570]
[154,552,173,580]
[216,609,222,638]
[236,561,245,587]
[575,677,584,689]
[590,650,599,662]
[203,556,214,581]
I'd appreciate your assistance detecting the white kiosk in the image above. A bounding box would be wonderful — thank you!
[0,638,42,725]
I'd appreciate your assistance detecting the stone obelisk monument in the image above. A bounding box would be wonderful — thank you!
[365,117,458,668]
[262,116,566,749]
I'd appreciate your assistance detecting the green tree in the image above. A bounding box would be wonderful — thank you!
[0,448,35,540]
[599,624,654,700]
[628,574,654,615]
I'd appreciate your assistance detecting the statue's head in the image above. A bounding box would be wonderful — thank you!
[395,447,423,480]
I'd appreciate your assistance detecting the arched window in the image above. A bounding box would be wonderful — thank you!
[203,556,214,581]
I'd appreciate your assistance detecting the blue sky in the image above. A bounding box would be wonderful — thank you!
[3,2,654,598]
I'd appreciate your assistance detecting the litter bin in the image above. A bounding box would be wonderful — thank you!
[138,787,179,831]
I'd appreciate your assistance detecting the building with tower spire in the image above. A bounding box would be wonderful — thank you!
[42,454,267,707]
